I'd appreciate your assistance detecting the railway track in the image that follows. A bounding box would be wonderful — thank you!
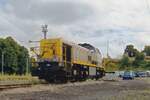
[0,84,32,91]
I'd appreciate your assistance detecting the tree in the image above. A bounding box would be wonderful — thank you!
[119,55,131,69]
[0,37,29,74]
[124,45,139,57]
[143,46,150,56]
[135,52,145,61]
[132,52,145,67]
[17,46,29,75]
[144,62,150,69]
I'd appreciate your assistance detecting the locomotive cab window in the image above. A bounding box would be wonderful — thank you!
[88,56,91,61]
[62,44,72,62]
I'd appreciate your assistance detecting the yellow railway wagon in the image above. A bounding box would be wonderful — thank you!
[34,38,105,82]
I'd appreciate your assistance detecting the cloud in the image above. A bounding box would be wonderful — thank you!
[4,0,94,25]
[0,0,150,57]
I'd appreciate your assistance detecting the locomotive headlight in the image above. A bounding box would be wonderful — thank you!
[38,59,44,62]
[59,62,64,66]
[38,67,41,70]
[46,63,51,67]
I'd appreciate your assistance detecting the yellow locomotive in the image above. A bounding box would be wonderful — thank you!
[31,25,105,82]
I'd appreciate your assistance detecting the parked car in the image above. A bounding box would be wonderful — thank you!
[122,71,135,80]
[118,71,125,77]
[134,71,140,77]
[138,72,147,77]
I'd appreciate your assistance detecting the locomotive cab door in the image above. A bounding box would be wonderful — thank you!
[62,44,72,69]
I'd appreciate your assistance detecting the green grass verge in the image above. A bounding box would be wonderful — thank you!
[0,74,44,85]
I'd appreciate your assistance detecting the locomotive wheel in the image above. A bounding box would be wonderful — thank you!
[45,77,54,83]
[54,70,67,83]
[80,71,86,81]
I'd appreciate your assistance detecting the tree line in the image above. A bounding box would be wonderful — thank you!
[0,37,29,75]
[119,45,150,70]
[104,44,150,71]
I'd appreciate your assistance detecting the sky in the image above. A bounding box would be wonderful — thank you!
[0,0,150,58]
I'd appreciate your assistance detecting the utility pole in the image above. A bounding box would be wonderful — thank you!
[42,24,48,39]
[107,40,109,58]
[1,51,4,75]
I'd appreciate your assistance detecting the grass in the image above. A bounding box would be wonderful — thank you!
[0,74,43,85]
[105,65,148,72]
[0,74,32,81]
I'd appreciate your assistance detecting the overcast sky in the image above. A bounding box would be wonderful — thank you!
[0,0,150,58]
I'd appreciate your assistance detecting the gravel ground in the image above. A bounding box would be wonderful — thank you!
[0,78,150,100]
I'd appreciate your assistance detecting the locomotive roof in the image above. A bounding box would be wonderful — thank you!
[62,39,91,52]
[42,38,99,52]
[78,43,96,51]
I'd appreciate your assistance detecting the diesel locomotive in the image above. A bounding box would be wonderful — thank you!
[31,25,104,82]
[31,38,105,82]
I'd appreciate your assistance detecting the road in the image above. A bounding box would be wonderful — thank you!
[0,78,150,100]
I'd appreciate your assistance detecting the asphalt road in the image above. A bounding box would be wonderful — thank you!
[0,78,150,100]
